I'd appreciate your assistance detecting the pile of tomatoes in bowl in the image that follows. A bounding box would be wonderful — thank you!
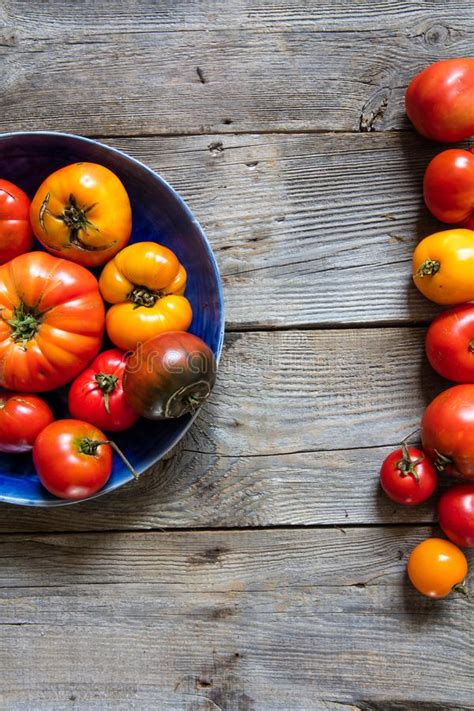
[380,58,474,599]
[0,139,222,505]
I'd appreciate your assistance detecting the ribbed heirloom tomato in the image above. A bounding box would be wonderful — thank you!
[99,242,192,351]
[30,162,132,267]
[0,179,33,264]
[0,252,104,391]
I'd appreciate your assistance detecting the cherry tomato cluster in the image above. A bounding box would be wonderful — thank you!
[379,59,474,599]
[0,162,217,501]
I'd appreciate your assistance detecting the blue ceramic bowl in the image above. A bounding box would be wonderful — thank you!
[0,131,224,506]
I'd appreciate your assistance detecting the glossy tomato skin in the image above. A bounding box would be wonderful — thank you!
[0,252,104,392]
[33,419,112,500]
[407,538,468,598]
[68,349,139,432]
[438,484,474,548]
[0,179,33,264]
[412,229,474,305]
[99,242,192,351]
[424,149,474,229]
[30,162,132,267]
[380,447,437,505]
[421,384,474,479]
[425,304,474,382]
[406,58,474,142]
[123,331,217,419]
[0,392,54,453]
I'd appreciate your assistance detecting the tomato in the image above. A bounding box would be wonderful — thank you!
[379,445,437,505]
[123,332,217,419]
[68,349,139,432]
[438,484,474,548]
[0,252,104,392]
[407,538,468,598]
[412,229,474,305]
[421,384,474,479]
[33,419,113,499]
[425,304,474,382]
[0,179,33,264]
[30,162,132,267]
[0,392,54,453]
[99,242,192,351]
[424,149,474,230]
[406,58,474,142]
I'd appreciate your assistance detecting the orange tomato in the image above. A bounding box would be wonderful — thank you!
[407,538,468,599]
[30,162,132,267]
[412,228,474,305]
[99,242,192,351]
[0,252,104,392]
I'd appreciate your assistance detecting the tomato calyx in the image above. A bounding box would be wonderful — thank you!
[165,380,211,418]
[395,442,423,481]
[416,259,440,277]
[433,449,453,472]
[128,285,163,308]
[5,302,40,348]
[452,582,469,597]
[39,192,113,253]
[78,436,139,480]
[469,339,474,353]
[94,373,119,414]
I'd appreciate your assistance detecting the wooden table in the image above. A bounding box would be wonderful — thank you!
[1,2,473,708]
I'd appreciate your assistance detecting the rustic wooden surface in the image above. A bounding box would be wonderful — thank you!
[1,1,473,709]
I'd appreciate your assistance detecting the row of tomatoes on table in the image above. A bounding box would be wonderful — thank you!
[380,58,474,599]
[0,162,216,500]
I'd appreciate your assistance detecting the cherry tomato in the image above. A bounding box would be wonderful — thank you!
[407,538,468,598]
[380,445,437,505]
[30,162,132,267]
[425,304,474,382]
[0,392,54,453]
[0,179,33,264]
[438,483,474,548]
[412,229,474,305]
[406,58,474,142]
[424,148,474,230]
[33,419,138,500]
[421,384,474,479]
[68,349,139,432]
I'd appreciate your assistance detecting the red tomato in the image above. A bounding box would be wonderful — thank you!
[421,385,474,479]
[33,419,113,500]
[438,483,474,548]
[0,179,33,264]
[68,349,139,432]
[425,304,474,382]
[424,148,474,229]
[380,445,437,505]
[0,392,54,453]
[406,58,474,142]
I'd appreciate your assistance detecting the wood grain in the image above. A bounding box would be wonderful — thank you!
[0,327,447,532]
[0,1,473,135]
[0,528,472,710]
[104,132,442,329]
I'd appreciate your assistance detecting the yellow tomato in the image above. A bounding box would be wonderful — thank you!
[413,228,474,304]
[407,538,468,599]
[99,242,192,350]
[30,162,132,267]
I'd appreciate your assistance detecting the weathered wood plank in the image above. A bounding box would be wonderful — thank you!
[0,528,472,709]
[0,1,473,135]
[0,327,446,532]
[106,132,441,328]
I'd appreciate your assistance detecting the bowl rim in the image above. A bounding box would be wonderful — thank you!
[0,130,225,507]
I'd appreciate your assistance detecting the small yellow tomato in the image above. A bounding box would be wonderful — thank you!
[412,228,474,305]
[407,537,468,599]
[99,242,192,351]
